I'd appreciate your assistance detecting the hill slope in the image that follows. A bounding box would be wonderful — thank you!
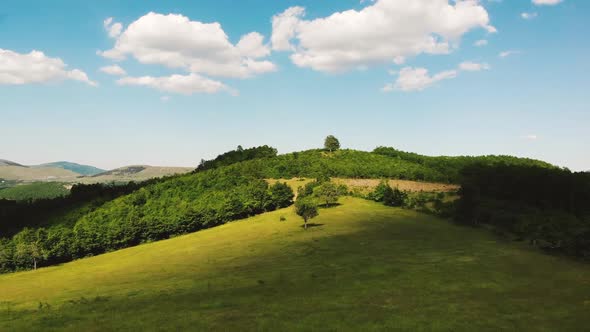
[81,165,193,183]
[0,159,24,167]
[0,198,588,331]
[35,162,105,176]
[0,165,80,181]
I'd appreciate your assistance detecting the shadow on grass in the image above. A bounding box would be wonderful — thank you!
[301,223,325,229]
[319,203,342,209]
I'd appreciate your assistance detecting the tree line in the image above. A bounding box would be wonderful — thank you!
[373,146,555,183]
[195,145,278,172]
[455,164,590,259]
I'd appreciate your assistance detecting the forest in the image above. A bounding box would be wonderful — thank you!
[455,164,590,258]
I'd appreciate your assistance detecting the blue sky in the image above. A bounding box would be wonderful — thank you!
[0,0,588,170]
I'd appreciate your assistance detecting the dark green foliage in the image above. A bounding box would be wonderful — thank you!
[237,149,451,182]
[297,181,321,199]
[269,182,295,209]
[0,182,69,201]
[456,164,590,259]
[373,146,555,183]
[368,180,407,207]
[367,180,390,202]
[383,186,407,207]
[295,198,319,229]
[324,135,341,152]
[313,182,344,207]
[195,145,278,172]
[0,181,147,237]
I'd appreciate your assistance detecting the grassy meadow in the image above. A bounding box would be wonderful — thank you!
[1,197,589,331]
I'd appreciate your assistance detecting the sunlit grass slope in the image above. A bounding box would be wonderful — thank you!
[1,197,589,331]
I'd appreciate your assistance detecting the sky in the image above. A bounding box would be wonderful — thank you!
[0,0,588,170]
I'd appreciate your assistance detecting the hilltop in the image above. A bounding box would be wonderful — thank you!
[0,165,80,182]
[34,161,105,176]
[0,159,25,167]
[80,165,193,183]
[1,198,588,331]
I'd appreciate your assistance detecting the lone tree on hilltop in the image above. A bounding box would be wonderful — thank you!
[324,135,341,152]
[295,198,319,230]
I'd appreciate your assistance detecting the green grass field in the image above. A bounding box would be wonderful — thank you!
[1,197,589,331]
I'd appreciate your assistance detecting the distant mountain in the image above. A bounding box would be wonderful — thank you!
[36,161,105,176]
[0,165,80,181]
[0,159,25,167]
[80,165,193,183]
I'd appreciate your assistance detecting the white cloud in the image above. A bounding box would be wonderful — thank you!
[103,17,122,38]
[236,32,271,58]
[116,73,235,95]
[521,12,538,20]
[459,61,490,71]
[271,0,496,73]
[99,64,126,76]
[0,49,96,86]
[523,134,539,140]
[383,67,458,92]
[99,12,276,79]
[271,6,306,51]
[474,39,488,47]
[499,50,521,58]
[160,96,170,102]
[532,0,563,5]
[384,60,490,92]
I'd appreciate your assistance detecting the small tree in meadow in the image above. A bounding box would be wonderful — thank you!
[313,182,341,207]
[295,198,319,230]
[324,135,341,152]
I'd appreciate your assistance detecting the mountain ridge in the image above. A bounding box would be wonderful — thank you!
[35,161,105,176]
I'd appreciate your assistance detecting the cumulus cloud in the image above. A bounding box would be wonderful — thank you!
[271,6,306,51]
[521,12,538,20]
[0,49,96,86]
[459,61,490,71]
[99,64,126,76]
[383,67,458,92]
[99,12,276,79]
[532,0,563,5]
[474,39,488,47]
[116,73,236,95]
[271,0,496,73]
[384,60,490,92]
[103,17,122,38]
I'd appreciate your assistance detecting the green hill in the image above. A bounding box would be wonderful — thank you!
[0,147,563,273]
[1,198,588,331]
[35,162,105,176]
